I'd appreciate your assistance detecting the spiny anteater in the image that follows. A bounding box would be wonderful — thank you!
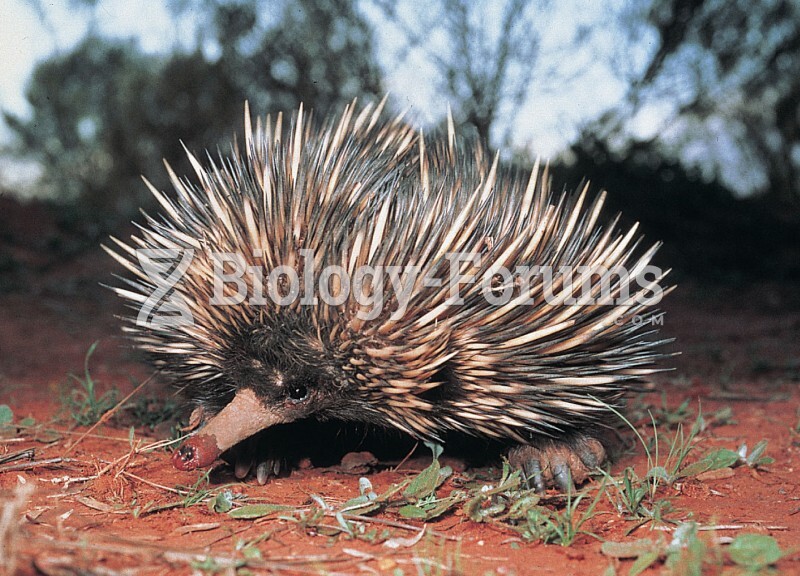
[106,98,671,492]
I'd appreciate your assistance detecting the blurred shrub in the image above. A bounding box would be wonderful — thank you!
[3,0,383,235]
[554,136,800,281]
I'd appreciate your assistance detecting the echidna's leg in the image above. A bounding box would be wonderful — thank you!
[508,436,606,494]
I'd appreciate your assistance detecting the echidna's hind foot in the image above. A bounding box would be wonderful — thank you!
[508,436,606,494]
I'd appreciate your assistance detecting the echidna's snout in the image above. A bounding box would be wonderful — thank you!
[172,434,220,471]
[173,388,285,471]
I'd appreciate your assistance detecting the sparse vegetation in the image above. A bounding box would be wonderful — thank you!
[3,361,798,574]
[61,341,118,426]
[2,343,792,574]
[202,444,606,546]
[120,394,180,431]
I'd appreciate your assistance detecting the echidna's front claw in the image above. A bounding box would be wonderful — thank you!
[255,461,270,484]
[234,456,252,479]
[254,457,286,484]
[509,437,606,493]
[224,430,293,484]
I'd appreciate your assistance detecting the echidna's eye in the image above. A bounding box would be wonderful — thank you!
[288,384,308,402]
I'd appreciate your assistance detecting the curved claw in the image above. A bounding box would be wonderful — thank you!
[234,456,252,479]
[256,461,270,485]
[253,458,286,484]
[220,425,301,485]
[508,437,607,493]
[523,458,546,494]
[552,462,572,493]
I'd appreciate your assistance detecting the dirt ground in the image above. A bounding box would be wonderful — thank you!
[1,202,799,575]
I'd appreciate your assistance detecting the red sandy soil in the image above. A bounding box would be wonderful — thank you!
[1,200,799,575]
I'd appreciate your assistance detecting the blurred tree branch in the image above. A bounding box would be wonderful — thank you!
[609,0,800,203]
[372,0,550,147]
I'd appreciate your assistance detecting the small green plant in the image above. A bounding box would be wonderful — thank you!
[736,440,774,469]
[62,341,118,426]
[122,395,179,430]
[220,442,608,547]
[602,415,774,534]
[602,466,649,519]
[708,405,735,426]
[650,410,704,485]
[520,479,605,545]
[396,441,459,521]
[462,462,530,524]
[602,522,710,575]
[132,469,230,517]
[0,405,13,434]
[0,405,12,424]
[180,469,214,507]
[0,410,62,444]
[653,397,694,428]
[602,525,789,575]
[676,439,773,479]
[190,556,234,574]
[727,533,787,572]
[600,399,702,500]
[664,522,710,576]
[597,399,721,532]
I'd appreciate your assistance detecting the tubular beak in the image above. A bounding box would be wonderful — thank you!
[172,388,284,471]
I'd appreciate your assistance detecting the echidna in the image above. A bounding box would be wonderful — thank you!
[106,98,670,493]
